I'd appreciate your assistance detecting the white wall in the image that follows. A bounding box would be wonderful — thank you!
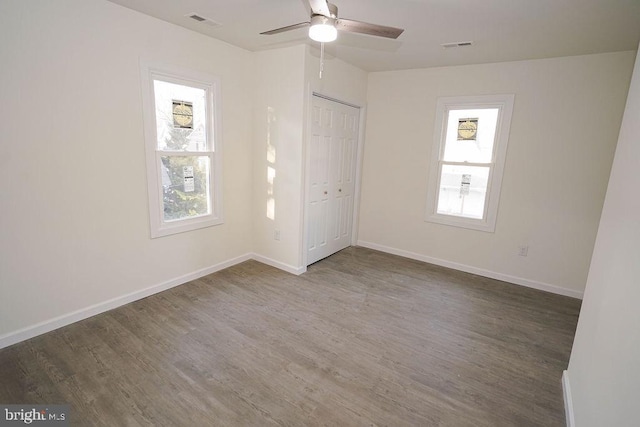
[565,48,640,427]
[251,45,368,271]
[0,0,254,344]
[359,52,635,297]
[252,45,307,272]
[303,46,369,106]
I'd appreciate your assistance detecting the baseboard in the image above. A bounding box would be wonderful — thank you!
[357,240,584,299]
[251,253,306,275]
[0,253,253,350]
[562,370,576,427]
[4,243,571,350]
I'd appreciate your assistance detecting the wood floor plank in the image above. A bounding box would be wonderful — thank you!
[0,247,580,426]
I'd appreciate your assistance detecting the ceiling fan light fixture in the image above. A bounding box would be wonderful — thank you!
[308,15,337,42]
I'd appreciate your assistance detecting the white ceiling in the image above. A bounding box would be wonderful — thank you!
[107,0,640,72]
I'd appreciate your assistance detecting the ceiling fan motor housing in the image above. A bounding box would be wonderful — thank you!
[311,3,337,20]
[326,3,338,18]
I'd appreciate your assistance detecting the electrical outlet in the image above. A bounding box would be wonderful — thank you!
[518,245,529,257]
[274,230,280,241]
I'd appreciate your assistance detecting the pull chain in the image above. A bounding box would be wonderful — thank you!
[319,42,325,79]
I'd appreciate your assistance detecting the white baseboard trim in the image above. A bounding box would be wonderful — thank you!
[0,253,253,350]
[562,370,576,427]
[3,243,574,350]
[251,253,306,276]
[357,240,584,299]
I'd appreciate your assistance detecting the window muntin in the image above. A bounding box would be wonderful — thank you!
[426,95,514,232]
[140,61,223,238]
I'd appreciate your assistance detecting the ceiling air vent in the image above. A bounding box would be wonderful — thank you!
[441,41,474,49]
[186,13,221,28]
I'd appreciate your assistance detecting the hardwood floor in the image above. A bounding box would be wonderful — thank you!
[0,247,581,426]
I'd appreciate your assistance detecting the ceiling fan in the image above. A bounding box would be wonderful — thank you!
[260,0,404,43]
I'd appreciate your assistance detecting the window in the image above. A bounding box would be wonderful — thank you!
[140,61,223,237]
[426,95,514,232]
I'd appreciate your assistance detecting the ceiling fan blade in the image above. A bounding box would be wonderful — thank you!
[308,0,331,17]
[260,22,310,35]
[336,18,404,39]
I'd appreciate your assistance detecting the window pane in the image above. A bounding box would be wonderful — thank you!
[161,156,211,222]
[153,80,208,151]
[442,108,499,163]
[437,164,490,219]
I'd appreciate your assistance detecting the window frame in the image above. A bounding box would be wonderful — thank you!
[425,94,514,232]
[140,60,223,238]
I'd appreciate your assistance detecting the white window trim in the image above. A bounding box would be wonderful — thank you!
[425,94,514,232]
[140,59,223,238]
